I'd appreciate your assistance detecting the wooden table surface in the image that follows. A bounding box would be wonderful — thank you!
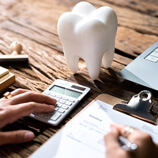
[0,0,158,157]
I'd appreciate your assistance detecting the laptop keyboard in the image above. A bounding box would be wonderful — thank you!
[145,47,158,62]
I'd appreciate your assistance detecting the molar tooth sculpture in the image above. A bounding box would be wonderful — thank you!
[57,1,117,80]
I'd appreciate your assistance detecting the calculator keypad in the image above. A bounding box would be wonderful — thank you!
[33,93,75,122]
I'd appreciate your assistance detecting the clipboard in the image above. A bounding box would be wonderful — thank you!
[29,93,158,158]
[28,94,123,158]
[73,92,158,125]
[93,93,122,105]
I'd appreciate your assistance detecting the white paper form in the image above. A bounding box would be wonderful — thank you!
[55,100,158,158]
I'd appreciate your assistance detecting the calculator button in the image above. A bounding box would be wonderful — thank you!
[61,97,67,101]
[55,107,59,111]
[65,101,73,106]
[59,99,66,104]
[58,108,65,113]
[56,95,62,99]
[62,97,68,100]
[30,113,35,117]
[50,112,62,121]
[50,93,56,97]
[54,97,60,101]
[57,103,62,107]
[67,98,75,102]
[61,105,69,110]
[43,92,50,96]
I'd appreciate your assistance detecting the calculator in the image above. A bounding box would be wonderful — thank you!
[30,79,90,126]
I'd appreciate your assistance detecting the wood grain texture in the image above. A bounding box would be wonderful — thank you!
[0,0,158,157]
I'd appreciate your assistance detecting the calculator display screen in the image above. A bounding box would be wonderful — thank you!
[49,85,82,98]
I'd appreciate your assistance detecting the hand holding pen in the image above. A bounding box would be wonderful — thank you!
[104,124,158,158]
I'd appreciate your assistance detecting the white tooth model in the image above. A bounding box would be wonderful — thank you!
[57,1,117,80]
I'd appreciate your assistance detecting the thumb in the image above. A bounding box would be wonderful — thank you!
[0,130,34,145]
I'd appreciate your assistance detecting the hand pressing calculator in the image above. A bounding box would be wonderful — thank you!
[30,79,90,126]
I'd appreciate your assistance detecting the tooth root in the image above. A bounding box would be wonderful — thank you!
[102,47,115,68]
[84,55,102,80]
[65,54,79,73]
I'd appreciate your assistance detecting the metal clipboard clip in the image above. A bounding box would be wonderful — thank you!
[113,90,158,125]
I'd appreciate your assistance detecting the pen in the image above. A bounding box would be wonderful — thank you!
[118,136,137,151]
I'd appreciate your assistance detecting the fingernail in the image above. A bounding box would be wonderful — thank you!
[110,124,118,133]
[54,99,57,103]
[24,132,34,141]
[50,105,55,110]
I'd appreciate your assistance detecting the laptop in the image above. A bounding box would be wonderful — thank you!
[118,41,158,91]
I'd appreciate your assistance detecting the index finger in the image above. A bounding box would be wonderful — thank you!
[9,91,57,105]
[11,88,30,96]
[104,125,120,150]
[0,102,55,128]
[111,124,145,142]
[104,125,132,158]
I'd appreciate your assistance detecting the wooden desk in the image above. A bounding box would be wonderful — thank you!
[0,0,157,157]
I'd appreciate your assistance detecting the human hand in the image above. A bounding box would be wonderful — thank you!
[0,89,56,145]
[104,124,158,158]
